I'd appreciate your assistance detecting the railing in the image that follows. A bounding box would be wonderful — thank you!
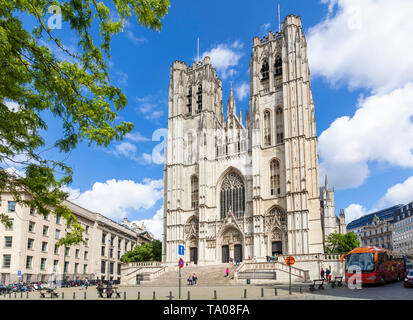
[236,261,310,282]
[126,261,162,268]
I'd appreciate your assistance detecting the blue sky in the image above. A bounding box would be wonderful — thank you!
[15,0,413,238]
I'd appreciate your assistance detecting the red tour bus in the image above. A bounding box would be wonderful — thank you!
[341,246,406,285]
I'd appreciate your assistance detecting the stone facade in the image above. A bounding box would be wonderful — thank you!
[393,202,413,254]
[359,215,393,250]
[162,15,343,266]
[0,192,139,285]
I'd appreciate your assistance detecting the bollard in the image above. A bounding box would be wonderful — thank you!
[26,292,29,299]
[213,290,217,300]
[20,292,23,299]
[137,291,140,300]
[62,292,64,299]
[261,288,264,297]
[9,292,11,299]
[243,289,247,299]
[123,292,126,300]
[84,292,87,300]
[187,291,190,300]
[300,286,303,294]
[169,291,173,300]
[274,288,278,296]
[14,292,16,298]
[153,291,156,300]
[73,292,76,300]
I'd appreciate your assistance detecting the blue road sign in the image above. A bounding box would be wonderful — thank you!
[178,244,184,256]
[17,270,21,277]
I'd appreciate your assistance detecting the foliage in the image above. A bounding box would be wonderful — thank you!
[120,240,162,263]
[325,232,360,254]
[0,0,169,246]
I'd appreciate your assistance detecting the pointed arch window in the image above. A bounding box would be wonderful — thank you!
[191,175,199,208]
[274,56,282,76]
[263,110,271,146]
[220,172,245,219]
[261,59,269,80]
[269,207,287,227]
[276,107,284,144]
[196,84,202,113]
[186,87,192,114]
[270,159,281,196]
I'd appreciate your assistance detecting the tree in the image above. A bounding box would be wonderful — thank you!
[0,0,169,246]
[120,240,162,263]
[325,232,360,254]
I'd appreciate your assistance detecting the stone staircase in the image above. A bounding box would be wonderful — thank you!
[140,264,238,287]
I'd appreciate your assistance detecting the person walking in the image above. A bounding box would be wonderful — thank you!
[225,267,230,277]
[85,278,89,290]
[320,268,325,280]
[192,273,198,285]
[325,268,331,282]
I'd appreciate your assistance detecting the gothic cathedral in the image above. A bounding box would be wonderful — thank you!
[162,15,345,266]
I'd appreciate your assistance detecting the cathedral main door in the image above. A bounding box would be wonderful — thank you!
[234,244,242,262]
[190,247,198,265]
[221,245,229,263]
[272,241,282,255]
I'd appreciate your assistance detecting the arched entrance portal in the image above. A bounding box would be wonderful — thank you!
[219,226,243,263]
[265,206,288,256]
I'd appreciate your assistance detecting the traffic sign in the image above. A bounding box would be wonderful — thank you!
[178,258,184,268]
[285,256,295,266]
[17,270,22,277]
[178,244,185,256]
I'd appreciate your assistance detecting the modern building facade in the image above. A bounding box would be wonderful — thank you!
[347,205,403,244]
[0,192,141,285]
[393,201,413,254]
[163,15,345,266]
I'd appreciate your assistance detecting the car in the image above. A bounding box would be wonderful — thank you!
[404,270,413,288]
[0,284,10,294]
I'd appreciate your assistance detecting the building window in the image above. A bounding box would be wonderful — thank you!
[85,238,89,247]
[102,234,106,244]
[55,229,60,240]
[41,242,48,252]
[125,241,128,252]
[110,248,113,258]
[85,226,89,234]
[261,59,269,80]
[274,56,282,76]
[110,262,114,275]
[2,255,11,268]
[27,239,34,250]
[191,175,199,208]
[263,111,271,146]
[54,244,59,255]
[220,172,245,219]
[83,264,88,274]
[270,159,281,196]
[8,201,16,212]
[101,246,105,257]
[74,263,79,274]
[276,107,284,144]
[196,84,202,113]
[26,256,33,269]
[56,215,61,224]
[4,236,12,248]
[101,261,106,274]
[30,208,35,215]
[64,262,69,273]
[65,247,70,257]
[6,218,14,230]
[53,260,59,272]
[186,87,192,114]
[40,258,47,271]
[29,221,35,232]
[75,249,80,258]
[117,263,122,276]
[84,251,88,260]
[117,251,120,260]
[42,226,48,236]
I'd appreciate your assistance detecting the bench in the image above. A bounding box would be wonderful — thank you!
[309,279,324,292]
[330,277,343,288]
[39,288,59,298]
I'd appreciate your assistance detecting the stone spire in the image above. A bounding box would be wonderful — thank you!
[227,82,236,116]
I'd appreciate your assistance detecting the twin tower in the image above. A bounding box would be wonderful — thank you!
[162,15,329,266]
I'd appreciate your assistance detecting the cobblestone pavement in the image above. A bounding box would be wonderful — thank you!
[0,281,412,300]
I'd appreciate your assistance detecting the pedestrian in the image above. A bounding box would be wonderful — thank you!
[225,267,230,277]
[187,276,193,285]
[326,268,331,282]
[320,268,325,280]
[106,281,113,298]
[85,278,89,290]
[192,273,198,285]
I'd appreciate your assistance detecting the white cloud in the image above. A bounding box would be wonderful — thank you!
[126,30,146,45]
[319,82,413,189]
[235,82,249,101]
[260,23,271,33]
[131,206,163,240]
[379,176,413,208]
[66,178,163,220]
[135,95,165,120]
[201,42,243,80]
[4,100,19,112]
[116,71,128,88]
[307,0,413,93]
[125,132,150,143]
[344,203,369,224]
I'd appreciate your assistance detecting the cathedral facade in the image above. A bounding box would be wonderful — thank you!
[163,15,340,266]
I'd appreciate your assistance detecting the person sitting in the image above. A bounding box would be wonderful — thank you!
[187,276,193,285]
[97,282,104,298]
